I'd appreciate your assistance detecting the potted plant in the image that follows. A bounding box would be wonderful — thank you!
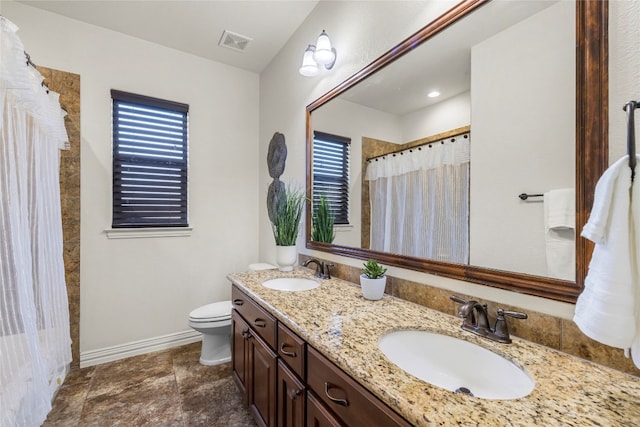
[360,259,388,300]
[270,186,305,271]
[312,196,335,243]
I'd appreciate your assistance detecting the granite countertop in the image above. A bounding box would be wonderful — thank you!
[227,267,640,426]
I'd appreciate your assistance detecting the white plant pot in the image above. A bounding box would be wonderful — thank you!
[276,245,297,271]
[360,275,387,300]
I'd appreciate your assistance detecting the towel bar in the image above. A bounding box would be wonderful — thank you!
[518,193,543,200]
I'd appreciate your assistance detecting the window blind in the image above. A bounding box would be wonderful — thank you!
[312,131,350,225]
[111,90,189,228]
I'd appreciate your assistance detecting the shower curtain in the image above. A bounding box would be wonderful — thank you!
[1,17,71,426]
[365,134,470,263]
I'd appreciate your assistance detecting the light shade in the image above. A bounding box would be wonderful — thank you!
[312,30,336,67]
[299,45,319,77]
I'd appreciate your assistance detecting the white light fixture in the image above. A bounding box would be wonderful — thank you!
[299,45,319,77]
[313,30,336,66]
[427,91,441,98]
[299,30,337,76]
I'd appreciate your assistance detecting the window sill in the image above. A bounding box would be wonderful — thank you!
[334,224,353,232]
[105,227,193,239]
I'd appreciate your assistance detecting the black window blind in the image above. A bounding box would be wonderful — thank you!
[112,90,189,228]
[312,131,350,225]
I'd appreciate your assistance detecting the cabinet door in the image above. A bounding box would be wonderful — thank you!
[232,310,250,399]
[307,346,411,427]
[277,360,305,427]
[306,391,344,427]
[278,322,306,379]
[249,332,278,427]
[232,285,277,348]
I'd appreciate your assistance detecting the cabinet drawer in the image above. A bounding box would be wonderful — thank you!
[232,285,277,349]
[307,346,411,427]
[277,323,306,379]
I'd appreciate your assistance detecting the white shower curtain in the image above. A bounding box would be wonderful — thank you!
[366,135,470,263]
[1,17,71,427]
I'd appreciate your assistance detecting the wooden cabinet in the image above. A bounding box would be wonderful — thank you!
[277,359,306,427]
[278,322,306,379]
[249,331,277,427]
[307,347,411,427]
[231,310,250,398]
[232,287,277,427]
[231,284,410,427]
[306,392,343,427]
[232,285,277,348]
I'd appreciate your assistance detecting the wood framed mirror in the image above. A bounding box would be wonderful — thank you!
[305,0,608,303]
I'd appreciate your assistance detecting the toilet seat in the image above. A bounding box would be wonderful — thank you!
[189,300,231,323]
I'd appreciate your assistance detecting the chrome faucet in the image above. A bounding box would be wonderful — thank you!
[303,258,334,279]
[450,295,527,344]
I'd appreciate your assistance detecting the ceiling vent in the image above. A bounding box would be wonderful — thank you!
[219,30,252,52]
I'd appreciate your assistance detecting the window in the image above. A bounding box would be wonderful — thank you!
[111,90,189,228]
[312,131,350,225]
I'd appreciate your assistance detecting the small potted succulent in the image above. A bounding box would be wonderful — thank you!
[360,259,387,300]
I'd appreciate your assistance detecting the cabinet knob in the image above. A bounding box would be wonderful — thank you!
[287,388,302,400]
[241,329,251,340]
[280,343,297,358]
[324,382,349,407]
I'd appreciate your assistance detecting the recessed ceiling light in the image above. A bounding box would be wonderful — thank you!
[427,91,440,98]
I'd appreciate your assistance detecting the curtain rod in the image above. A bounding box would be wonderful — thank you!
[366,130,470,163]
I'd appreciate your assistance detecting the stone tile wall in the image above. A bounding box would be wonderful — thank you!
[39,67,81,368]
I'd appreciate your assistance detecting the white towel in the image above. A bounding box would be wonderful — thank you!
[574,155,640,368]
[544,188,575,280]
[631,160,640,368]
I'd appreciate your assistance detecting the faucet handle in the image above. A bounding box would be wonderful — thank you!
[500,309,528,320]
[493,308,528,343]
[323,262,334,279]
[450,295,468,305]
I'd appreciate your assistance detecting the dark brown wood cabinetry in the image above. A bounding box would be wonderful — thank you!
[232,287,278,427]
[231,310,250,398]
[307,347,411,427]
[249,332,278,427]
[231,284,410,427]
[278,359,306,427]
[306,392,344,427]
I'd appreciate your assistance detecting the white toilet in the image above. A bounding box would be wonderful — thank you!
[188,300,232,366]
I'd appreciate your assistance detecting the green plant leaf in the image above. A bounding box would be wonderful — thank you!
[362,259,387,279]
[270,185,306,246]
[312,196,335,243]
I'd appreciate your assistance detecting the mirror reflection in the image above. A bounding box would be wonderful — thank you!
[310,0,575,281]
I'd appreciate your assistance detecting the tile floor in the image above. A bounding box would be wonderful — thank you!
[43,342,257,426]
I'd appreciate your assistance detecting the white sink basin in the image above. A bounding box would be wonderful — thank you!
[262,277,320,292]
[378,330,534,400]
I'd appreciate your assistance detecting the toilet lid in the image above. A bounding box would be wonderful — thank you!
[189,300,231,321]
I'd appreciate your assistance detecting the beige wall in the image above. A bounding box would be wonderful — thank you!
[3,1,260,364]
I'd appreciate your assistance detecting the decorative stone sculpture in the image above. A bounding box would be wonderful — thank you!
[267,179,285,223]
[267,132,287,179]
[266,132,287,223]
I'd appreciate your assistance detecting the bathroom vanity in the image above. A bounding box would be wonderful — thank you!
[228,268,640,426]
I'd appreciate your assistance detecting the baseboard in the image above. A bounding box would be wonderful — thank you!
[79,330,202,368]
